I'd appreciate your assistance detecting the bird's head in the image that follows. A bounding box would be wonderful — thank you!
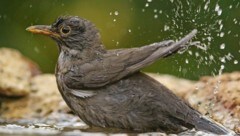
[27,16,103,52]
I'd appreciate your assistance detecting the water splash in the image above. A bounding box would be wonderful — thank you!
[140,0,239,82]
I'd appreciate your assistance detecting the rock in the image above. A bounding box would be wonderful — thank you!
[185,72,240,133]
[0,74,70,119]
[0,48,40,97]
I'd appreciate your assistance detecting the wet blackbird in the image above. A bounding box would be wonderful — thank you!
[26,16,230,134]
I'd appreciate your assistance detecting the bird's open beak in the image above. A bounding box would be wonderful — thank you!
[26,25,60,38]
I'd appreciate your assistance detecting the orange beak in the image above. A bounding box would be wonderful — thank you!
[26,25,60,38]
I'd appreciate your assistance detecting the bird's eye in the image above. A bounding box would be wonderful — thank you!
[60,26,71,35]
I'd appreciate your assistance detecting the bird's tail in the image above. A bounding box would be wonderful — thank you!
[189,113,233,135]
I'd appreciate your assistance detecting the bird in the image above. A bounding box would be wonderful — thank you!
[26,16,231,135]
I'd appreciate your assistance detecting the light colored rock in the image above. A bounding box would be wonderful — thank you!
[0,74,70,119]
[0,48,40,96]
[185,72,240,133]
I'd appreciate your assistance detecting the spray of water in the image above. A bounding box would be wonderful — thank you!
[140,0,239,134]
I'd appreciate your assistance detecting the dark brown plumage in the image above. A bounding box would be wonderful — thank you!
[26,16,230,134]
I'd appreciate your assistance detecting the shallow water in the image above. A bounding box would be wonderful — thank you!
[0,123,216,136]
[0,112,236,136]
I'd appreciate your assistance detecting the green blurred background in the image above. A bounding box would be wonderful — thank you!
[0,0,239,80]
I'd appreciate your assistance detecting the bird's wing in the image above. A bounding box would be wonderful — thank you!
[64,29,197,89]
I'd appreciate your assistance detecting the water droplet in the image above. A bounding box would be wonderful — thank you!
[209,55,214,60]
[218,19,222,25]
[234,60,238,64]
[159,10,162,14]
[220,57,226,63]
[215,4,222,16]
[219,24,223,30]
[220,43,225,49]
[185,59,189,64]
[217,9,222,16]
[145,3,149,7]
[188,51,192,55]
[153,9,157,13]
[195,52,199,57]
[29,5,32,8]
[220,65,225,70]
[225,53,233,61]
[113,19,116,22]
[109,12,112,15]
[233,18,238,24]
[207,37,212,42]
[179,66,182,72]
[114,11,119,16]
[219,65,225,75]
[147,0,152,2]
[164,25,170,31]
[154,14,158,19]
[128,29,132,33]
[219,32,224,37]
[204,0,210,10]
[205,56,208,61]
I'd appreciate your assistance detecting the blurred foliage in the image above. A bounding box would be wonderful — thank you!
[0,0,239,80]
